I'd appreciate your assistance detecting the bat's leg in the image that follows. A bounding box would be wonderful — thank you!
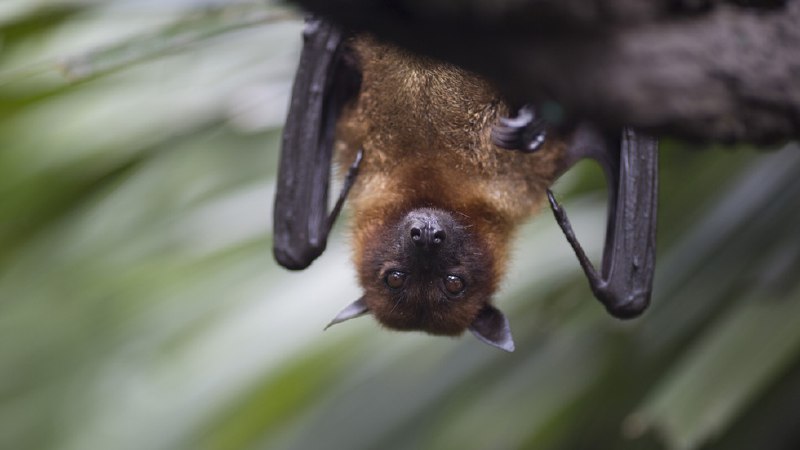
[327,148,363,231]
[491,104,547,152]
[546,190,604,289]
[549,128,658,319]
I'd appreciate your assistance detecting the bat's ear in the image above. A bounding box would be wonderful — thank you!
[324,297,370,330]
[468,304,515,352]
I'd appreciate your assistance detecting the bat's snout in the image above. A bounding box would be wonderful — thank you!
[405,209,451,252]
[409,224,446,249]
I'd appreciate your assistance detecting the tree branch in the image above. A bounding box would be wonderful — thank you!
[291,0,800,144]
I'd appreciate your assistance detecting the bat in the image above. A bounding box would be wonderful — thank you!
[273,16,659,352]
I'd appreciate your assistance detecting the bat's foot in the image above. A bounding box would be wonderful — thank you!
[491,105,547,152]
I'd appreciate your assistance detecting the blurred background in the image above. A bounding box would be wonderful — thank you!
[2,1,800,449]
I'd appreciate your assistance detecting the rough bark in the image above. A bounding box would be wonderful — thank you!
[291,0,800,144]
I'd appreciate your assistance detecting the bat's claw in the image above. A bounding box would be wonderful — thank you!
[491,105,547,153]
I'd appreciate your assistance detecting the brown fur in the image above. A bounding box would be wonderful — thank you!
[333,36,566,336]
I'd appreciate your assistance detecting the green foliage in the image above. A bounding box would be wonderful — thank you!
[1,2,798,449]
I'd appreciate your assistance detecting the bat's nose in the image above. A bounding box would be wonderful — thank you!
[409,224,446,249]
[403,208,457,254]
[406,209,447,251]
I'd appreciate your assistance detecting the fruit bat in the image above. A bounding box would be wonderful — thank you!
[273,17,658,352]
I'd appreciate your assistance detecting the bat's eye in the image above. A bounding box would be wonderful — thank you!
[444,275,465,295]
[385,271,407,289]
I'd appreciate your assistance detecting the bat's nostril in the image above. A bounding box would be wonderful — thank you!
[410,227,422,244]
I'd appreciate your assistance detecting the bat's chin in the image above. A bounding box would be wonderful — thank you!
[367,286,486,336]
[373,310,472,336]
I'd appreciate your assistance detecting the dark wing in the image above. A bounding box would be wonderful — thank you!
[548,126,658,318]
[273,17,361,270]
[493,106,659,318]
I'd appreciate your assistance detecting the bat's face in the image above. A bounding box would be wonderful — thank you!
[356,207,498,336]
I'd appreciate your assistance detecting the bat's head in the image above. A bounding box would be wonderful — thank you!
[327,207,515,352]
